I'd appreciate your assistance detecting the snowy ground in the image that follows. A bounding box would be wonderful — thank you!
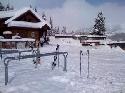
[0,37,125,93]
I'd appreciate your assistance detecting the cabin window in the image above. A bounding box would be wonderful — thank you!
[31,32,35,38]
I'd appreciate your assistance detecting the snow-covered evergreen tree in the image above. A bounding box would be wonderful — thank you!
[61,26,67,34]
[50,17,53,29]
[5,3,10,11]
[4,3,14,11]
[57,26,60,34]
[42,12,47,21]
[0,2,5,11]
[34,7,37,12]
[91,12,106,35]
[30,5,32,8]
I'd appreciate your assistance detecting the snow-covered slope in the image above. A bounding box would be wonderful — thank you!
[0,38,125,93]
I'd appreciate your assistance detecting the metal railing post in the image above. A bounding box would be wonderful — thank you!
[80,50,83,76]
[0,49,2,59]
[56,44,60,68]
[63,53,68,72]
[4,60,9,85]
[87,50,90,78]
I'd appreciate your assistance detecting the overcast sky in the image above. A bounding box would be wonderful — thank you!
[1,0,125,32]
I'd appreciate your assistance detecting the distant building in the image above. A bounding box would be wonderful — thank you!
[0,7,50,41]
[76,35,107,46]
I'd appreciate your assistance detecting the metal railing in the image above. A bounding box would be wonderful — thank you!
[3,51,68,85]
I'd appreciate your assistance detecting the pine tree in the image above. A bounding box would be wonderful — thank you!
[61,26,67,34]
[54,26,60,34]
[50,17,53,29]
[10,5,14,10]
[91,12,106,35]
[30,5,32,8]
[0,2,5,11]
[42,12,47,21]
[5,3,10,11]
[57,26,60,34]
[34,7,37,12]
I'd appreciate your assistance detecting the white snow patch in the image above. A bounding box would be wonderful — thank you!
[3,31,12,34]
[51,76,69,83]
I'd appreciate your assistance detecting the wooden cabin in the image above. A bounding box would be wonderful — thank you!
[0,8,50,41]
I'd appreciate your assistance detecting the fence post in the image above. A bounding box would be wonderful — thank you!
[63,53,68,72]
[56,44,60,68]
[0,49,2,59]
[4,61,9,85]
[19,51,21,61]
[87,50,90,78]
[80,50,83,76]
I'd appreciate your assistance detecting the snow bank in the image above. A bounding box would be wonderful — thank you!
[0,37,125,93]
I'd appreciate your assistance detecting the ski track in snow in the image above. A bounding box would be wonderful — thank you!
[0,37,125,93]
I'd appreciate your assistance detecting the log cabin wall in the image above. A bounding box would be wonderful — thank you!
[8,27,42,41]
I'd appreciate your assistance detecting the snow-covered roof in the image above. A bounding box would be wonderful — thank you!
[3,31,12,34]
[0,38,35,42]
[74,35,107,38]
[1,7,50,28]
[73,35,86,37]
[7,21,50,28]
[81,40,105,43]
[87,35,107,38]
[55,34,73,37]
[108,41,125,44]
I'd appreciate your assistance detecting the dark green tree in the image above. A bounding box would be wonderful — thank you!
[0,2,5,11]
[49,17,53,29]
[61,26,67,34]
[34,7,37,12]
[91,12,106,35]
[42,12,47,21]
